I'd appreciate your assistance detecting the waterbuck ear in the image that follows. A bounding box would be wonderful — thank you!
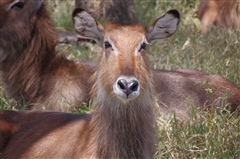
[72,8,104,45]
[147,10,180,43]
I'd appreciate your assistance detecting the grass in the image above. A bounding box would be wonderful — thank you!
[1,0,240,158]
[155,104,240,159]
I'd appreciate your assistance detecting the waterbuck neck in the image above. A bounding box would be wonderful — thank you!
[89,80,156,159]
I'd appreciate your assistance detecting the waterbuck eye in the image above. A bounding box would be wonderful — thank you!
[139,43,147,52]
[104,41,112,49]
[11,2,24,9]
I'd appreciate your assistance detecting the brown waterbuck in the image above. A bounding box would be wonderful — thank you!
[0,0,95,111]
[153,69,240,118]
[0,8,181,158]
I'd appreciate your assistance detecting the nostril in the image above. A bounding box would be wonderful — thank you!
[129,80,139,92]
[118,79,128,90]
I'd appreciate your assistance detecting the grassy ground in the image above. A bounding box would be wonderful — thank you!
[1,0,240,158]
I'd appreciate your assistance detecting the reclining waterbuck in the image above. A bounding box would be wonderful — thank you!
[153,68,240,118]
[0,0,95,111]
[0,8,181,159]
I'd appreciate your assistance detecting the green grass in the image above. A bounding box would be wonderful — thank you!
[155,109,240,159]
[1,0,240,158]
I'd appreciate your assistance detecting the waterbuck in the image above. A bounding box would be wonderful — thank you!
[0,8,180,159]
[0,0,95,111]
[153,69,240,118]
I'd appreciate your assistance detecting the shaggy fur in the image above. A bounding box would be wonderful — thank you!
[0,0,95,111]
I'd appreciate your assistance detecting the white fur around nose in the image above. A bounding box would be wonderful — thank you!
[113,76,140,101]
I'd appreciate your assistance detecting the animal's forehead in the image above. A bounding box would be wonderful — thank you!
[104,24,147,44]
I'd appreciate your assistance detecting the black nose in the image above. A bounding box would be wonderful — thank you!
[117,79,139,96]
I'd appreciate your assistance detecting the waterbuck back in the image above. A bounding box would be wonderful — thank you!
[0,0,95,111]
[153,69,240,118]
[0,9,180,159]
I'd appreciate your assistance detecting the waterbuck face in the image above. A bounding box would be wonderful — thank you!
[73,9,180,102]
[0,0,43,61]
[100,25,149,101]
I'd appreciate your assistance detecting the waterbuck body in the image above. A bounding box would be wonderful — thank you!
[153,69,240,118]
[0,0,95,111]
[0,8,181,158]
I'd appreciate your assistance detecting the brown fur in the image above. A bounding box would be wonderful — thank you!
[153,69,240,118]
[197,0,240,33]
[0,11,160,158]
[0,0,95,111]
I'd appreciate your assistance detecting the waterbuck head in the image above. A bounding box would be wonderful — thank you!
[0,0,43,62]
[73,8,180,104]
